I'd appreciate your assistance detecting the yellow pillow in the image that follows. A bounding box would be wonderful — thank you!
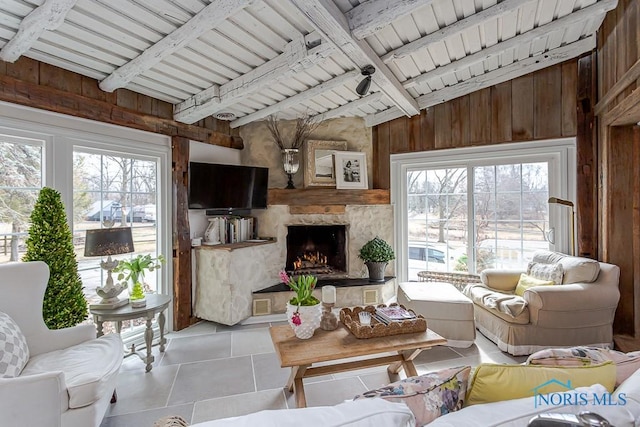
[466,362,616,406]
[514,273,554,296]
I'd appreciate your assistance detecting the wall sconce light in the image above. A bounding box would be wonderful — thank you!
[356,65,376,96]
[548,197,575,256]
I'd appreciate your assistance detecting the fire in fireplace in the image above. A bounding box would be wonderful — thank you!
[286,225,347,277]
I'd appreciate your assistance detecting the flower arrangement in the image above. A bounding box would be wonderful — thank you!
[114,253,166,299]
[280,270,320,306]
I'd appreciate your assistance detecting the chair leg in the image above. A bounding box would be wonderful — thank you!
[111,390,117,403]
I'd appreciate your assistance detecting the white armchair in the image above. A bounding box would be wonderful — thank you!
[0,261,123,427]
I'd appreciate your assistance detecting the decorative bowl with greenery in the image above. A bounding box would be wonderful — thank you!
[114,254,166,302]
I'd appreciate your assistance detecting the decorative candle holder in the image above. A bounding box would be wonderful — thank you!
[320,302,338,331]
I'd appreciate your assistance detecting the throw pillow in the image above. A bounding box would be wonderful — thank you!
[514,273,555,297]
[0,311,29,378]
[527,346,640,387]
[466,361,616,406]
[353,365,471,426]
[527,262,564,285]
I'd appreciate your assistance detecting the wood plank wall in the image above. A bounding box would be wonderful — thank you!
[372,61,578,189]
[596,0,640,349]
[0,57,242,147]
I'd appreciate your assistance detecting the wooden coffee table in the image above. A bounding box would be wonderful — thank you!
[269,324,447,408]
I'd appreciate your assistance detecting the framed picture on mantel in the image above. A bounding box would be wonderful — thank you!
[334,151,368,190]
[304,140,347,188]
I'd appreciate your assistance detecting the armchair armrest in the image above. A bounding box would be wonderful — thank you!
[29,323,96,356]
[0,371,66,427]
[525,282,620,327]
[480,269,523,292]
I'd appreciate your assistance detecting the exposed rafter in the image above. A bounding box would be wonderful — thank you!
[312,92,384,121]
[230,70,361,128]
[366,35,597,127]
[289,0,420,117]
[348,0,435,40]
[0,0,77,63]
[99,0,256,92]
[402,0,617,90]
[174,33,334,124]
[381,0,532,63]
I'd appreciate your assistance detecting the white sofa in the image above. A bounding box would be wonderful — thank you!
[166,367,640,427]
[0,261,123,427]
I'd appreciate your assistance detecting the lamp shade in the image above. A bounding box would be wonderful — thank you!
[84,227,134,257]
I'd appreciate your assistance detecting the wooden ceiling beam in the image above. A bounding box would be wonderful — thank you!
[312,92,384,121]
[289,0,420,117]
[381,0,532,64]
[174,33,334,124]
[99,0,256,92]
[229,70,361,128]
[348,0,436,40]
[0,0,77,63]
[403,0,617,90]
[366,35,596,127]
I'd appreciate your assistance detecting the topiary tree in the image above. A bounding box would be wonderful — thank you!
[23,187,87,329]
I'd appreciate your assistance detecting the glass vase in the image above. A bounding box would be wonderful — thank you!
[281,148,300,189]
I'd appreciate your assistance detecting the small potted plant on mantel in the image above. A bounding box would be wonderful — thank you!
[115,254,165,307]
[359,237,395,282]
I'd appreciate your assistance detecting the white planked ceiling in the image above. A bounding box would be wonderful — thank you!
[0,0,617,128]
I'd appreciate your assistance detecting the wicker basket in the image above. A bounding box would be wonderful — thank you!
[340,304,427,339]
[417,270,481,292]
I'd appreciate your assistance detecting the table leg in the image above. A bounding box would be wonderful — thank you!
[285,365,309,408]
[144,317,155,372]
[158,310,166,352]
[95,317,104,337]
[388,348,423,377]
[116,321,122,334]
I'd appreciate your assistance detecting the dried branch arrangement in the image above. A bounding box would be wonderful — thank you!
[266,114,320,150]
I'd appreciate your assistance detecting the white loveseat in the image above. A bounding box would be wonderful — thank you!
[0,261,123,427]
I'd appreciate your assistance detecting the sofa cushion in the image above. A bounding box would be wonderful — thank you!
[532,251,600,284]
[464,285,529,324]
[0,311,29,378]
[187,398,416,427]
[354,366,471,425]
[527,346,640,387]
[466,361,616,406]
[429,384,635,427]
[527,262,564,285]
[514,274,555,297]
[21,334,122,408]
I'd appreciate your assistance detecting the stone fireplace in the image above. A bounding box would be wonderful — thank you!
[286,225,347,278]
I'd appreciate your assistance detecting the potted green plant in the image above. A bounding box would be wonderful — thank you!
[23,187,87,328]
[115,253,165,307]
[358,237,395,282]
[279,270,321,339]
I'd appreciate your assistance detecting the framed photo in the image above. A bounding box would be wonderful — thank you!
[334,151,368,190]
[304,140,348,187]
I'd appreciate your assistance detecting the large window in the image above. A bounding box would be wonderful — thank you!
[392,140,575,281]
[0,104,171,336]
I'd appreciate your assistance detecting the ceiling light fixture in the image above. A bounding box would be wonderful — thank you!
[355,65,376,96]
[214,112,236,121]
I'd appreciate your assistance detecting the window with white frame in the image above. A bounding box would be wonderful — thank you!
[0,104,171,341]
[391,140,576,282]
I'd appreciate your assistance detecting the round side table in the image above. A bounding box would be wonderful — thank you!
[90,294,171,372]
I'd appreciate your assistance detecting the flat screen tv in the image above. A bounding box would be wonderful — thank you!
[188,162,269,210]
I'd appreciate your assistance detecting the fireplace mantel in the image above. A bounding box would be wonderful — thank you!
[268,188,389,206]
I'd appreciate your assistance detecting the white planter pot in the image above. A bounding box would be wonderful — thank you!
[286,302,322,339]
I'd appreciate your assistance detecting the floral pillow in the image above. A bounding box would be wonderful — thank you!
[353,365,471,426]
[526,346,640,386]
[527,261,564,285]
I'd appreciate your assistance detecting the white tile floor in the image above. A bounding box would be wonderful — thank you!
[100,321,526,427]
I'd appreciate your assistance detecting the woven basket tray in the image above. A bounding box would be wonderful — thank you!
[340,304,427,339]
